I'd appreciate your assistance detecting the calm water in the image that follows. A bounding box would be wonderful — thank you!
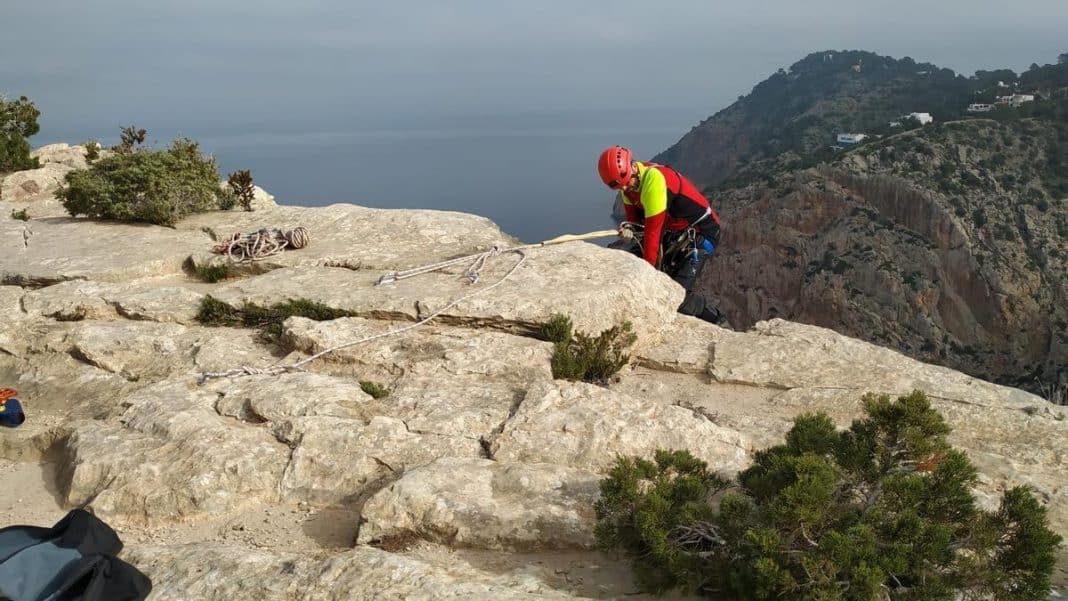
[206,125,685,243]
[38,114,692,244]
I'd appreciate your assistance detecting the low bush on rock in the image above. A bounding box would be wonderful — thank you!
[195,262,232,283]
[83,139,100,161]
[10,208,28,221]
[58,135,227,226]
[196,296,353,340]
[595,391,1061,600]
[217,188,238,211]
[540,313,574,344]
[227,169,256,211]
[0,95,40,173]
[359,380,390,399]
[541,313,636,383]
[113,125,146,153]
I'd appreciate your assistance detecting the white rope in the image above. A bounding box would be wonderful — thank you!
[375,229,616,285]
[197,248,528,383]
[213,227,310,264]
[196,229,617,384]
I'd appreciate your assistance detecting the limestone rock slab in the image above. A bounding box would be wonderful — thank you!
[358,457,600,551]
[63,381,289,524]
[492,381,750,473]
[42,320,271,384]
[210,242,682,346]
[109,286,205,323]
[636,314,727,373]
[0,286,26,317]
[67,321,192,381]
[209,372,372,422]
[21,280,119,321]
[283,318,543,440]
[275,415,483,504]
[0,162,72,203]
[711,319,1043,406]
[124,544,583,600]
[0,286,28,356]
[278,318,554,439]
[63,367,491,523]
[0,218,210,286]
[0,197,70,220]
[282,316,552,382]
[384,377,526,441]
[31,143,90,169]
[191,327,275,374]
[181,203,516,272]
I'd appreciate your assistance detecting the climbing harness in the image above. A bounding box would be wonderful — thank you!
[196,229,618,383]
[615,221,715,273]
[212,227,310,264]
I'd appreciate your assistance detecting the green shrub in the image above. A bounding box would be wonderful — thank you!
[195,262,232,283]
[227,169,255,211]
[195,295,243,327]
[58,136,226,226]
[113,125,146,153]
[359,381,390,399]
[594,450,732,593]
[596,391,1062,600]
[217,188,237,211]
[903,271,922,291]
[83,140,100,161]
[539,313,573,343]
[547,316,636,383]
[0,95,40,173]
[10,208,28,221]
[196,295,352,340]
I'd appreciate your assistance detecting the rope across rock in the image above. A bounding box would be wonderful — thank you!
[196,229,618,383]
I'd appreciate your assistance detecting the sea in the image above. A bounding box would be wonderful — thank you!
[37,111,696,244]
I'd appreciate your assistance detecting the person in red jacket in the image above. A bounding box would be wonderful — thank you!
[597,145,727,325]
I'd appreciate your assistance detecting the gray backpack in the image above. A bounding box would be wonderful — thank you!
[0,509,151,601]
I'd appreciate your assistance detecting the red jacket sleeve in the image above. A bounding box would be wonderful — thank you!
[641,212,666,266]
[623,201,641,224]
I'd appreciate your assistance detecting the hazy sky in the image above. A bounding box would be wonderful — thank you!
[3,0,1067,141]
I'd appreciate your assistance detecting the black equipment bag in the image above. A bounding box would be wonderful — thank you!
[0,509,151,601]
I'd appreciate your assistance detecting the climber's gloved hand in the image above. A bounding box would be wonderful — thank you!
[617,222,640,240]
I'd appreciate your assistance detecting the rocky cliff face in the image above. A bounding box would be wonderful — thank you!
[0,146,1065,597]
[654,50,978,188]
[653,51,1068,397]
[697,119,1067,397]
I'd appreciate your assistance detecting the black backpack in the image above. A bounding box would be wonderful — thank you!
[0,509,151,601]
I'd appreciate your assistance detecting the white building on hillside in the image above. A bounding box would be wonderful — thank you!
[837,133,868,145]
[996,94,1035,107]
[889,112,934,127]
[967,103,995,112]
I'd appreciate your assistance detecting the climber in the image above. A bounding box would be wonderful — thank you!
[597,145,727,325]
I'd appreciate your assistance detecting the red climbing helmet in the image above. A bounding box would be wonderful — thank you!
[597,145,634,189]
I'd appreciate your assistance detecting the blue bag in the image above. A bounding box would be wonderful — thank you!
[0,398,25,428]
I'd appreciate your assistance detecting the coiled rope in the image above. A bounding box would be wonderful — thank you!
[196,229,618,383]
[213,227,310,263]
